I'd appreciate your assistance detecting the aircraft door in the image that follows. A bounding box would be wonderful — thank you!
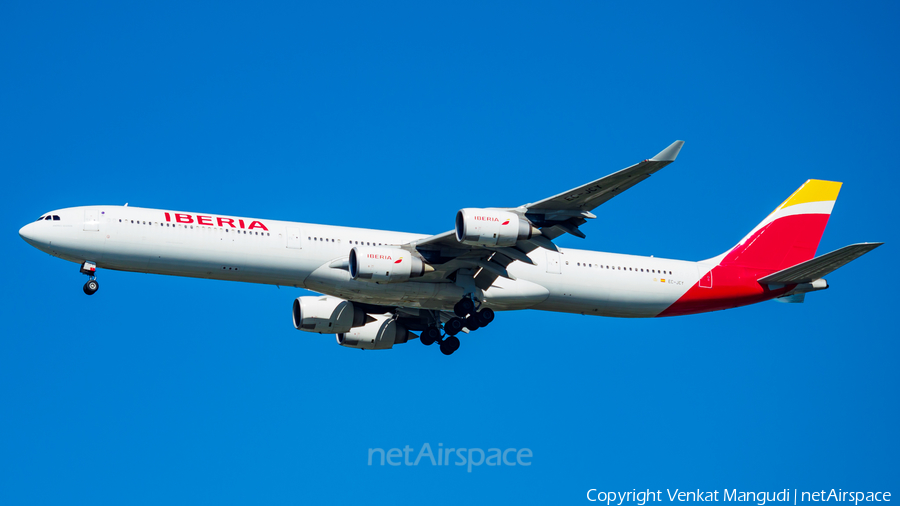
[84,209,100,231]
[545,250,561,274]
[699,269,713,288]
[286,227,302,249]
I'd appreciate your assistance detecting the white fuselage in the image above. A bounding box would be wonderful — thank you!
[19,206,708,318]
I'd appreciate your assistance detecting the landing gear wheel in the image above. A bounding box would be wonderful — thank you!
[83,279,99,295]
[454,298,475,317]
[476,308,495,327]
[420,326,440,346]
[464,314,481,331]
[440,335,460,355]
[444,317,465,335]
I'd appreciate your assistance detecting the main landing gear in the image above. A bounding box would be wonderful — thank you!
[419,297,495,356]
[420,324,460,355]
[81,261,99,296]
[420,328,461,356]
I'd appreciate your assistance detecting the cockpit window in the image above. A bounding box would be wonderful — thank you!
[36,216,45,221]
[44,216,52,220]
[52,215,60,220]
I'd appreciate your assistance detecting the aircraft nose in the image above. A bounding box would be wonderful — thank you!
[19,222,41,247]
[19,223,33,241]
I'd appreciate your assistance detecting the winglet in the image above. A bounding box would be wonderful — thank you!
[650,140,684,162]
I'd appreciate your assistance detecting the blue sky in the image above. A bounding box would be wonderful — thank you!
[2,1,898,504]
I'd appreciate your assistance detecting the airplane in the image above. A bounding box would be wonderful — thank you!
[18,141,882,356]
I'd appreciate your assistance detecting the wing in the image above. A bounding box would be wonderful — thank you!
[524,140,684,215]
[404,141,685,289]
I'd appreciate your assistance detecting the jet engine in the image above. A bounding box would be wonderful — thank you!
[292,295,367,334]
[455,208,537,247]
[336,314,415,350]
[349,246,429,283]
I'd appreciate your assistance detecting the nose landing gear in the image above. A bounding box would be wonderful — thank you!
[80,261,99,296]
[83,279,99,295]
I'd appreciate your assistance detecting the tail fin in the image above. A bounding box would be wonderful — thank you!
[718,179,842,272]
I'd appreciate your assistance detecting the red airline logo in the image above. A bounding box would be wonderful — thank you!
[473,216,512,225]
[164,212,269,231]
[364,253,404,264]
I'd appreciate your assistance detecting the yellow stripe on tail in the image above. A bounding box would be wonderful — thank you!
[774,179,842,211]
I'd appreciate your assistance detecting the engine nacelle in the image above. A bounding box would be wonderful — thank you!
[336,314,414,350]
[349,246,427,283]
[292,295,367,334]
[455,208,535,247]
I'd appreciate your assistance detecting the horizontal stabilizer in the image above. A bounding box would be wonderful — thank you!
[758,242,883,285]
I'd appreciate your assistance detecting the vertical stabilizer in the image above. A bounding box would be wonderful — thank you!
[718,179,842,272]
